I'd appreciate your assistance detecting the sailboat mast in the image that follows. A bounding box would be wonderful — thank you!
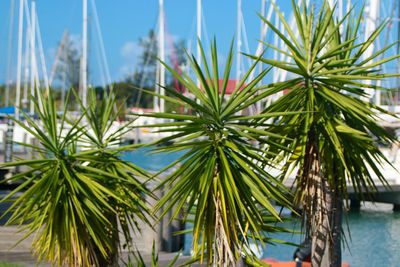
[236,0,242,82]
[396,0,400,106]
[338,0,343,22]
[30,0,36,115]
[196,0,202,87]
[158,0,165,113]
[49,31,68,85]
[81,0,88,107]
[273,7,279,84]
[364,0,379,102]
[15,0,24,119]
[22,21,30,108]
[5,0,16,107]
[90,0,111,86]
[256,0,266,112]
[250,0,272,82]
[36,14,50,95]
[258,0,266,61]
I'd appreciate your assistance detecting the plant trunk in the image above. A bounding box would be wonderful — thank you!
[330,187,342,267]
[94,213,119,267]
[302,133,343,267]
[299,131,333,267]
[214,191,236,267]
[310,172,332,267]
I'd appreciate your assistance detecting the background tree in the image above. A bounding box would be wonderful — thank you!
[0,84,16,107]
[55,36,81,90]
[113,29,187,111]
[133,30,158,89]
[50,32,82,108]
[252,1,399,266]
[46,29,187,111]
[49,34,81,91]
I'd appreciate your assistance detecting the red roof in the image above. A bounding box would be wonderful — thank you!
[180,79,246,95]
[204,79,245,95]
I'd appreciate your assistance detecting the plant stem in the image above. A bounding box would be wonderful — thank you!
[300,130,332,267]
[214,191,236,266]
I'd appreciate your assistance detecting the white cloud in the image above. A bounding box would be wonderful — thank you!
[120,41,141,61]
[118,64,136,80]
[116,41,144,80]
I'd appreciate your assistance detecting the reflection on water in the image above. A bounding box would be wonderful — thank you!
[265,206,400,267]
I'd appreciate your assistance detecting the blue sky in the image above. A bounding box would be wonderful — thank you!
[1,0,394,88]
[0,0,273,86]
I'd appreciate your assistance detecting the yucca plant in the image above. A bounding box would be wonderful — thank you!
[0,89,152,266]
[251,1,399,266]
[138,40,293,266]
[74,89,154,265]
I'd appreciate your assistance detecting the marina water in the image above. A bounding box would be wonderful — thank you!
[126,147,400,267]
[1,147,399,266]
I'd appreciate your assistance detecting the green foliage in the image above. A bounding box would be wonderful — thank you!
[0,89,152,266]
[256,0,398,208]
[141,39,292,266]
[252,0,399,265]
[111,81,153,109]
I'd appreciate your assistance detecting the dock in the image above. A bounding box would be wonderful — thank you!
[0,225,192,267]
[283,149,400,211]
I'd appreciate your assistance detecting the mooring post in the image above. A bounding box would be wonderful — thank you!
[153,186,164,253]
[350,200,361,211]
[393,204,400,212]
[160,186,173,252]
[4,117,14,163]
[160,188,185,252]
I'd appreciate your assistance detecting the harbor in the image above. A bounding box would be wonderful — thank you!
[1,148,400,266]
[2,0,400,266]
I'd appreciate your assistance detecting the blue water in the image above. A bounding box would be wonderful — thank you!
[263,208,400,267]
[122,146,185,172]
[342,210,400,267]
[179,208,400,267]
[123,149,400,267]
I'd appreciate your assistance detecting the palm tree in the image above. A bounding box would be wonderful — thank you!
[139,40,292,266]
[251,1,399,266]
[0,89,152,266]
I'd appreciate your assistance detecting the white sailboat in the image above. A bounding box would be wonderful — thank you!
[1,0,48,162]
